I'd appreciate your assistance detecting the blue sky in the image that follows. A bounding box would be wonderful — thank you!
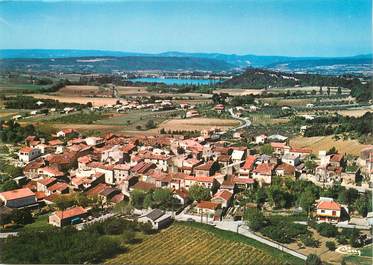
[0,0,371,56]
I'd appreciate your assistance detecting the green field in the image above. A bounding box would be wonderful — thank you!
[106,222,303,265]
[344,245,373,265]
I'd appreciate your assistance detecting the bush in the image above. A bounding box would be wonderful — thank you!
[300,234,320,247]
[325,241,336,251]
[306,254,322,265]
[244,209,267,232]
[317,222,338,237]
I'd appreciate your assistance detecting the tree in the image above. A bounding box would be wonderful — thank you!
[327,87,331,96]
[255,187,267,206]
[306,254,322,265]
[244,208,267,231]
[325,241,336,251]
[152,188,172,207]
[354,195,370,217]
[130,190,147,209]
[317,223,338,237]
[189,185,211,202]
[260,144,273,155]
[0,180,20,192]
[298,189,316,214]
[145,120,156,129]
[10,209,33,225]
[304,159,317,173]
[337,86,342,95]
[143,193,153,209]
[121,230,136,244]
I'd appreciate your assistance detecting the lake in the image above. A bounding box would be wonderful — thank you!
[129,77,220,85]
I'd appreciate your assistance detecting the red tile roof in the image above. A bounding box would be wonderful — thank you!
[86,183,110,196]
[48,182,69,192]
[270,142,286,149]
[317,201,341,211]
[39,167,64,177]
[0,188,35,201]
[195,161,215,171]
[185,175,215,183]
[37,177,57,186]
[131,181,156,191]
[276,163,295,175]
[19,146,33,153]
[213,190,232,201]
[196,201,221,210]
[232,177,255,185]
[55,206,87,220]
[290,147,312,154]
[242,155,256,170]
[253,163,275,175]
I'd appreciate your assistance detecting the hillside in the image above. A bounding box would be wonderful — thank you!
[219,68,365,89]
[1,49,372,74]
[0,56,233,72]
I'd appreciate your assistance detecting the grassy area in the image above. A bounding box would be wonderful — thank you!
[107,222,303,265]
[96,109,181,130]
[22,215,52,232]
[47,112,107,124]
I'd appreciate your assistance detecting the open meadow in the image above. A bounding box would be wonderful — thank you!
[290,135,371,156]
[106,223,300,265]
[149,117,240,132]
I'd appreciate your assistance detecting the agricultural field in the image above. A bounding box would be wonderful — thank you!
[290,135,371,156]
[214,88,263,96]
[261,97,315,106]
[335,108,373,117]
[150,117,239,132]
[106,223,299,265]
[30,94,118,107]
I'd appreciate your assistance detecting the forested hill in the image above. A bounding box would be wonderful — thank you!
[220,68,364,89]
[0,56,234,72]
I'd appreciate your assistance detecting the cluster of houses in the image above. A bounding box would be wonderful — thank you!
[1,127,372,228]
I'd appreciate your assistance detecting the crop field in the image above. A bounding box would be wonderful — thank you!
[214,88,263,96]
[290,135,371,156]
[335,108,372,117]
[106,223,293,265]
[31,94,118,106]
[150,117,239,132]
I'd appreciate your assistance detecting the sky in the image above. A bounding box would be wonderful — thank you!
[0,0,372,57]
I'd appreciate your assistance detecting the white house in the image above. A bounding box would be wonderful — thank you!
[18,146,41,163]
[316,198,341,223]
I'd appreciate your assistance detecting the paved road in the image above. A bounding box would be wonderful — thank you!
[215,221,307,261]
[228,108,252,131]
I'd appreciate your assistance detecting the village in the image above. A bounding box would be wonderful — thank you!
[1,114,372,262]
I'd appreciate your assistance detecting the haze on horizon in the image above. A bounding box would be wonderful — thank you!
[0,0,371,57]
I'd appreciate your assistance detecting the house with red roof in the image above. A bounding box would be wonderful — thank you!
[38,167,65,178]
[47,182,69,196]
[49,206,88,227]
[212,190,233,208]
[181,158,203,175]
[184,175,217,189]
[316,198,342,223]
[0,188,37,208]
[56,128,78,138]
[275,163,297,178]
[239,155,257,177]
[18,146,41,163]
[195,201,221,219]
[37,177,58,192]
[252,163,275,185]
[194,161,219,177]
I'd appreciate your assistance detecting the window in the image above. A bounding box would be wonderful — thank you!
[332,211,336,216]
[321,210,325,213]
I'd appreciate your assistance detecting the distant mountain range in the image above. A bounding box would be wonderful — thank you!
[0,49,371,74]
